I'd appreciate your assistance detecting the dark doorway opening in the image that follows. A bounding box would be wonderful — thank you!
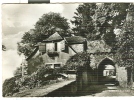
[97,58,116,84]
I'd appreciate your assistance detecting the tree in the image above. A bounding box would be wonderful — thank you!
[2,45,6,51]
[71,3,96,37]
[116,3,134,87]
[71,3,130,48]
[35,12,69,36]
[17,12,70,57]
[14,67,22,77]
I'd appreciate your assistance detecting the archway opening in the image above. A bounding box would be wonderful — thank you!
[97,58,116,84]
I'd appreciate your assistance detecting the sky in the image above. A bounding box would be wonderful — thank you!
[2,4,79,82]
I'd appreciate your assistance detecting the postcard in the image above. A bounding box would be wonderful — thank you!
[2,3,134,97]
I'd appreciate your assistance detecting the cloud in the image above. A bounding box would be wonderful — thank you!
[62,4,79,27]
[2,4,64,35]
[2,32,24,50]
[2,4,79,35]
[2,32,24,82]
[2,50,22,82]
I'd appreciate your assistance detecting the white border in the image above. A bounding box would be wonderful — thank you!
[0,0,134,100]
[1,0,134,3]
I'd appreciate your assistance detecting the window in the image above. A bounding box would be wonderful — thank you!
[103,70,115,76]
[45,63,62,69]
[54,64,61,69]
[55,43,57,51]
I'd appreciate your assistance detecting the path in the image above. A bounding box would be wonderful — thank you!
[81,84,134,97]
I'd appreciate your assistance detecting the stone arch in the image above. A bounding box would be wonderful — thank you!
[97,57,116,84]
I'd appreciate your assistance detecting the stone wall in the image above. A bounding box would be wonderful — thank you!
[90,52,115,69]
[41,52,70,65]
[73,52,129,91]
[117,67,128,87]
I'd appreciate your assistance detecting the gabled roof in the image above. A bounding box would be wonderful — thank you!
[26,47,39,61]
[65,36,86,44]
[26,34,88,60]
[43,32,63,42]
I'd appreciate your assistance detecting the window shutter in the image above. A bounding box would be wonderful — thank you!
[39,43,46,53]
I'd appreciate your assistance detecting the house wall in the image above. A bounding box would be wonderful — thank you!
[90,53,115,69]
[45,40,65,52]
[57,40,65,52]
[68,44,84,56]
[82,71,88,87]
[76,69,97,91]
[41,52,70,66]
[41,40,86,67]
[46,43,55,52]
[68,47,76,56]
[71,44,84,53]
[116,67,128,87]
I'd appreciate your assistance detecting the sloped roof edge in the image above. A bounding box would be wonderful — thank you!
[26,47,39,61]
[43,32,63,42]
[65,36,86,44]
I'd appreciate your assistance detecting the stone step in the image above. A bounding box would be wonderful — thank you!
[105,83,115,86]
[107,86,118,90]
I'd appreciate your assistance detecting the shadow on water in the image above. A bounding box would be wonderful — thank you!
[45,82,107,97]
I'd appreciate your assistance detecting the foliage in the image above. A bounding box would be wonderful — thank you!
[17,31,35,56]
[14,67,22,77]
[19,66,64,89]
[2,45,6,51]
[71,3,96,37]
[27,54,44,74]
[71,3,130,48]
[116,4,134,85]
[34,12,70,36]
[87,40,111,53]
[3,77,19,97]
[20,74,38,89]
[116,4,134,67]
[17,12,70,57]
[36,66,64,84]
[65,52,91,71]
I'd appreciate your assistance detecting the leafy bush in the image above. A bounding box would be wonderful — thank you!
[4,66,66,96]
[27,73,38,88]
[65,52,91,70]
[3,77,19,97]
[19,73,38,89]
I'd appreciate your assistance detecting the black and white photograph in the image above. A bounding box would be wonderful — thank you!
[2,3,134,97]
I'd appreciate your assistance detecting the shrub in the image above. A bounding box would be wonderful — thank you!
[3,77,19,97]
[65,52,91,70]
[27,73,38,88]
